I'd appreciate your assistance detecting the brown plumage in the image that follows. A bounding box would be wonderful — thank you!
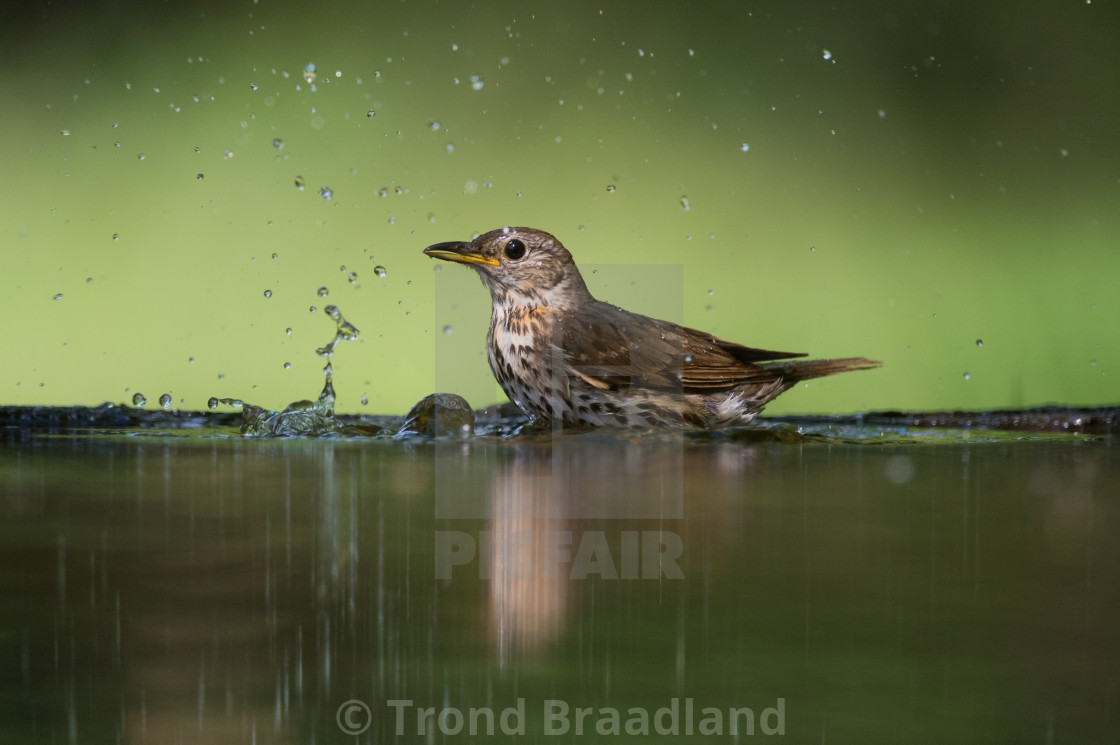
[424,227,879,429]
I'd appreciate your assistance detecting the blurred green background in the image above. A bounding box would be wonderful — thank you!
[2,0,1116,415]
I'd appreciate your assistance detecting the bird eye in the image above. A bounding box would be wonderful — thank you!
[503,239,527,261]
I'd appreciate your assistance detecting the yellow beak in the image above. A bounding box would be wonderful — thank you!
[423,242,501,267]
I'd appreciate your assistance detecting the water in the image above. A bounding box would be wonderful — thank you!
[0,411,1116,743]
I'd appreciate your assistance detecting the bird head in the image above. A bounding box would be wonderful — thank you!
[424,227,592,308]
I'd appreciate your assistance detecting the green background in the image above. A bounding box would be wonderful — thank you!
[3,0,1116,416]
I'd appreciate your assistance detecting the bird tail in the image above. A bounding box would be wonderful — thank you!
[765,356,881,383]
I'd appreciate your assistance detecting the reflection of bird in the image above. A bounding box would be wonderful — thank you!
[424,227,880,429]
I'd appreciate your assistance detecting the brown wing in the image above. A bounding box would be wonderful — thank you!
[554,301,805,393]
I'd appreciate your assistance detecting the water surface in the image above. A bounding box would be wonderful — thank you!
[1,416,1116,743]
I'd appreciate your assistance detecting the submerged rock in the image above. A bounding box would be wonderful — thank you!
[397,393,474,437]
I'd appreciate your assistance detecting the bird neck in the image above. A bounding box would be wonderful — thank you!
[488,270,594,312]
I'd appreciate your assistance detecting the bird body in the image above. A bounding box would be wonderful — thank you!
[425,227,879,429]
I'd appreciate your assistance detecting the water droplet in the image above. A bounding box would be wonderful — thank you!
[207,397,218,410]
[606,184,616,192]
[52,293,63,300]
[707,289,714,296]
[283,362,291,369]
[271,252,278,260]
[360,394,369,406]
[223,150,233,159]
[976,339,983,348]
[367,109,376,118]
[112,233,120,241]
[250,82,259,91]
[285,327,293,335]
[303,63,317,83]
[374,265,387,278]
[272,138,284,149]
[470,74,484,90]
[137,153,146,160]
[132,393,146,407]
[963,372,970,381]
[317,286,329,297]
[61,130,70,136]
[159,393,172,409]
[684,354,693,363]
[348,271,358,285]
[294,175,305,190]
[680,195,691,210]
[443,325,453,335]
[319,186,333,200]
[740,142,750,152]
[263,289,273,298]
[822,49,833,61]
[430,120,441,131]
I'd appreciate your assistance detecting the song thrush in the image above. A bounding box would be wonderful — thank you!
[424,227,879,429]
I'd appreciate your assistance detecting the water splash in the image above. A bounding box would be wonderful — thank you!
[315,305,359,359]
[240,305,375,436]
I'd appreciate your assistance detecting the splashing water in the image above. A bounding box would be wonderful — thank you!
[315,305,359,359]
[239,305,370,436]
